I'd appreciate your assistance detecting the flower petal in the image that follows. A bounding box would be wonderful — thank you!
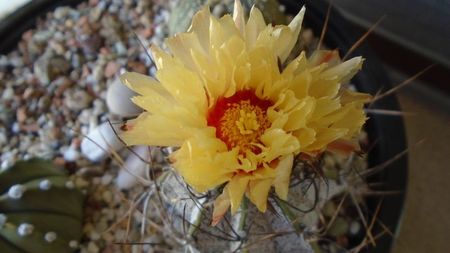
[188,6,211,52]
[120,72,171,98]
[303,127,348,153]
[245,6,266,49]
[293,127,316,147]
[233,0,246,37]
[121,113,190,146]
[155,57,207,114]
[284,96,316,131]
[210,14,241,49]
[278,6,305,62]
[166,32,207,71]
[261,129,300,162]
[227,175,250,214]
[172,135,239,192]
[247,178,273,212]
[273,154,294,200]
[212,187,231,226]
[321,56,364,84]
[327,139,360,155]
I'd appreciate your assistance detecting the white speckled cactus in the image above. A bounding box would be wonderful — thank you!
[0,159,84,253]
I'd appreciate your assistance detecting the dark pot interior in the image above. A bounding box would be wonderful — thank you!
[0,0,408,252]
[281,0,408,252]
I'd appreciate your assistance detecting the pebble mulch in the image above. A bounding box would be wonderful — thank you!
[0,0,173,252]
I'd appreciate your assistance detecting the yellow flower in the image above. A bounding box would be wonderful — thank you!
[120,0,371,224]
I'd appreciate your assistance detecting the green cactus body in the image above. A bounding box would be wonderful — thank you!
[0,159,84,253]
[168,0,286,35]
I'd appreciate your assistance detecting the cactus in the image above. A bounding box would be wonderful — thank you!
[0,159,84,253]
[168,0,286,35]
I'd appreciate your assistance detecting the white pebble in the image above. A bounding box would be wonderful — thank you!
[17,223,34,236]
[89,231,101,241]
[8,184,26,199]
[114,41,127,56]
[349,220,361,235]
[0,214,7,228]
[63,146,80,162]
[39,179,52,190]
[117,146,150,189]
[212,4,225,17]
[12,122,20,134]
[2,87,14,100]
[0,159,12,172]
[45,231,57,242]
[80,122,123,162]
[100,174,113,186]
[65,181,75,189]
[106,77,141,117]
[87,241,100,253]
[69,240,79,248]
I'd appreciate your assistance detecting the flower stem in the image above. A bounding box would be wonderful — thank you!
[232,197,249,253]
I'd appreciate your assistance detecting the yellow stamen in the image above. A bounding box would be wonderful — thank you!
[220,100,270,152]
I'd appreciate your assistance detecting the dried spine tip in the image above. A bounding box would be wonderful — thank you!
[8,184,26,199]
[17,223,34,236]
[39,179,52,190]
[45,231,57,242]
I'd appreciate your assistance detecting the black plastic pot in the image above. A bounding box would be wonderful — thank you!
[0,0,83,54]
[281,0,408,252]
[0,0,407,252]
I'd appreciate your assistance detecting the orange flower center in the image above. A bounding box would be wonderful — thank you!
[207,90,273,152]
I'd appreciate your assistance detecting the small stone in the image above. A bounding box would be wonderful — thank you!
[87,241,100,253]
[8,184,26,199]
[117,146,150,189]
[101,232,114,242]
[64,146,80,162]
[212,4,225,17]
[101,191,113,203]
[64,89,93,111]
[89,231,101,241]
[106,77,141,117]
[1,159,12,172]
[69,240,79,249]
[0,214,7,228]
[34,55,51,85]
[114,229,126,241]
[101,174,113,185]
[75,177,90,188]
[12,122,20,134]
[2,87,14,100]
[65,181,75,189]
[17,223,34,236]
[127,61,147,74]
[349,220,361,235]
[80,122,123,162]
[16,107,27,123]
[104,61,119,78]
[54,7,70,19]
[114,41,127,56]
[39,179,52,190]
[45,231,57,242]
